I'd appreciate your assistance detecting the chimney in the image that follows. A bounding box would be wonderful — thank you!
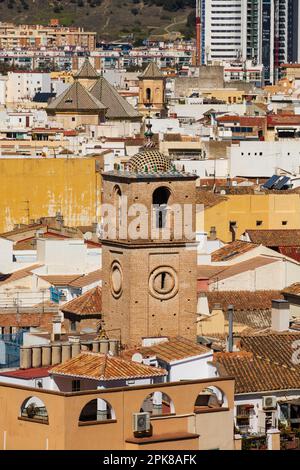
[271,299,290,332]
[209,226,217,241]
[92,222,98,234]
[55,211,64,227]
[227,305,234,352]
[51,315,62,342]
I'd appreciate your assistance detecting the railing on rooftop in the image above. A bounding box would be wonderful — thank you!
[0,291,58,314]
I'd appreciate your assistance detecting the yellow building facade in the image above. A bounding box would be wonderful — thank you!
[0,158,101,233]
[198,193,300,243]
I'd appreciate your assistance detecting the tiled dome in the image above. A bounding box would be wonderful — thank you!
[128,149,172,173]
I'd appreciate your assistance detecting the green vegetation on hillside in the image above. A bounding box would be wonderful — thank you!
[0,0,195,40]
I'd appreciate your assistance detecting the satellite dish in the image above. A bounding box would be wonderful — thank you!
[131,353,143,363]
[84,231,93,241]
[267,104,273,111]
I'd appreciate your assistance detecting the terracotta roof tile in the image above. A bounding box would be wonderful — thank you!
[137,337,211,363]
[267,114,300,127]
[209,257,278,282]
[246,229,300,247]
[214,352,300,393]
[50,352,167,380]
[69,269,102,288]
[216,116,266,128]
[196,190,227,208]
[205,290,283,311]
[0,367,50,379]
[240,333,300,369]
[197,265,226,280]
[211,240,258,262]
[61,286,101,316]
[38,274,82,286]
[282,283,300,296]
[0,264,42,286]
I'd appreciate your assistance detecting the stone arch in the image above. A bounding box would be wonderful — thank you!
[140,391,175,416]
[194,385,228,411]
[152,186,172,229]
[20,396,49,423]
[146,87,151,102]
[78,398,115,423]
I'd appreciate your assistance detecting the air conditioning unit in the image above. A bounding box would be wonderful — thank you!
[133,412,150,433]
[263,396,277,410]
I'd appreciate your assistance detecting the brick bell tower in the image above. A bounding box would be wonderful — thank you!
[101,123,198,348]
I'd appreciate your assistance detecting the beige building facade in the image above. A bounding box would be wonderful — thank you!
[0,377,235,450]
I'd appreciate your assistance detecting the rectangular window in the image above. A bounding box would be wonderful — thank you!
[256,220,263,226]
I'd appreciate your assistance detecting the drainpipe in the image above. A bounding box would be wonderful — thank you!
[227,305,234,353]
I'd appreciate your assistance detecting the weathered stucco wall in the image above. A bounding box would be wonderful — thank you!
[0,158,100,232]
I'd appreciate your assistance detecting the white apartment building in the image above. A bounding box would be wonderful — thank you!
[5,71,51,104]
[202,0,245,63]
[202,0,300,84]
[229,141,300,178]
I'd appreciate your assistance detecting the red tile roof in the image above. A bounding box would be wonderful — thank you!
[241,333,300,369]
[38,274,82,286]
[214,352,300,393]
[69,269,102,288]
[137,337,211,363]
[246,229,300,247]
[0,367,50,379]
[282,283,300,296]
[205,290,283,311]
[50,352,167,381]
[267,114,300,126]
[210,257,278,282]
[61,286,102,316]
[0,264,42,286]
[211,240,258,262]
[216,116,266,128]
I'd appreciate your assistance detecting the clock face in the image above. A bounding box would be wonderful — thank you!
[110,261,123,298]
[149,266,178,300]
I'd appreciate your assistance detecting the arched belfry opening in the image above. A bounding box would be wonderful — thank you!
[152,187,171,229]
[146,88,151,103]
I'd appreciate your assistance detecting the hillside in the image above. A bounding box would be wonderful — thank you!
[0,0,195,42]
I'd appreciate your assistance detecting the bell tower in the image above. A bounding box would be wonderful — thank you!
[101,136,198,347]
[138,62,165,117]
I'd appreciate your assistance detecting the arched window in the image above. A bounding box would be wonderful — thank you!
[78,399,115,424]
[140,392,175,416]
[20,396,49,423]
[146,88,151,102]
[194,386,228,412]
[152,187,171,229]
[114,185,122,233]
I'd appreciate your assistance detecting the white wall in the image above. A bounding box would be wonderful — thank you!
[209,258,300,291]
[174,158,228,178]
[170,103,246,120]
[6,72,51,103]
[0,373,52,390]
[159,352,214,382]
[37,238,87,274]
[0,237,13,273]
[229,141,300,178]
